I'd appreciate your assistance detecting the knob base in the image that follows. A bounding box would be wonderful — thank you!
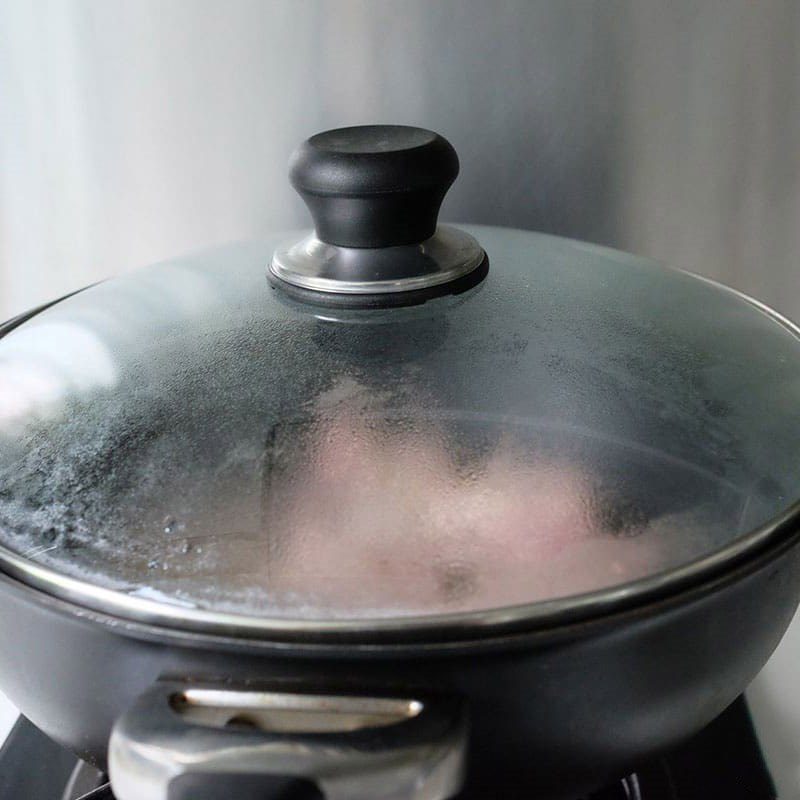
[269,225,487,308]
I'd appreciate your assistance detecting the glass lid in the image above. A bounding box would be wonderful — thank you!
[0,126,799,636]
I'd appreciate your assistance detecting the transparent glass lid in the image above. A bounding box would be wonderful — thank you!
[1,226,799,623]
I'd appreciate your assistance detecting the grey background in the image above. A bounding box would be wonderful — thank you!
[0,1,799,795]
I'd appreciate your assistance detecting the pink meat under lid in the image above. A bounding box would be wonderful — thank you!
[261,402,661,618]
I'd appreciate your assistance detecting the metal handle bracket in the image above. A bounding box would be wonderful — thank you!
[108,681,467,800]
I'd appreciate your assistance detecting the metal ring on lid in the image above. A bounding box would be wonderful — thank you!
[270,226,485,295]
[269,126,488,306]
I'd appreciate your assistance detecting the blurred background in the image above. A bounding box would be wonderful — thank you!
[0,0,799,794]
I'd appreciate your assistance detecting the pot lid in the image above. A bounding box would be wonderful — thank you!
[1,126,800,638]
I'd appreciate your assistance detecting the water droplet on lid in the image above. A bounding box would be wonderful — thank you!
[147,559,158,570]
[180,540,192,554]
[163,516,176,534]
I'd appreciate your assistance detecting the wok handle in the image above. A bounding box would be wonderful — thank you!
[108,681,467,800]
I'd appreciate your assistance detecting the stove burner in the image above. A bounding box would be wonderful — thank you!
[0,697,776,800]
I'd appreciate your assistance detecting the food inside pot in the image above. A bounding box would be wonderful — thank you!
[255,404,725,615]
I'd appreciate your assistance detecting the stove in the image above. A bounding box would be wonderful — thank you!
[0,695,778,800]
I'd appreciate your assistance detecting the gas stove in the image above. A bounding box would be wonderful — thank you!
[0,694,780,800]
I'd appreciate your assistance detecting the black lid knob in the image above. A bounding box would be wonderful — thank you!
[289,125,459,248]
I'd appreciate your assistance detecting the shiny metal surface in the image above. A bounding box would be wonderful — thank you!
[173,688,423,732]
[270,226,485,295]
[109,682,466,800]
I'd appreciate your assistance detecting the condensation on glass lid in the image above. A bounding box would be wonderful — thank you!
[0,387,755,620]
[2,230,800,621]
